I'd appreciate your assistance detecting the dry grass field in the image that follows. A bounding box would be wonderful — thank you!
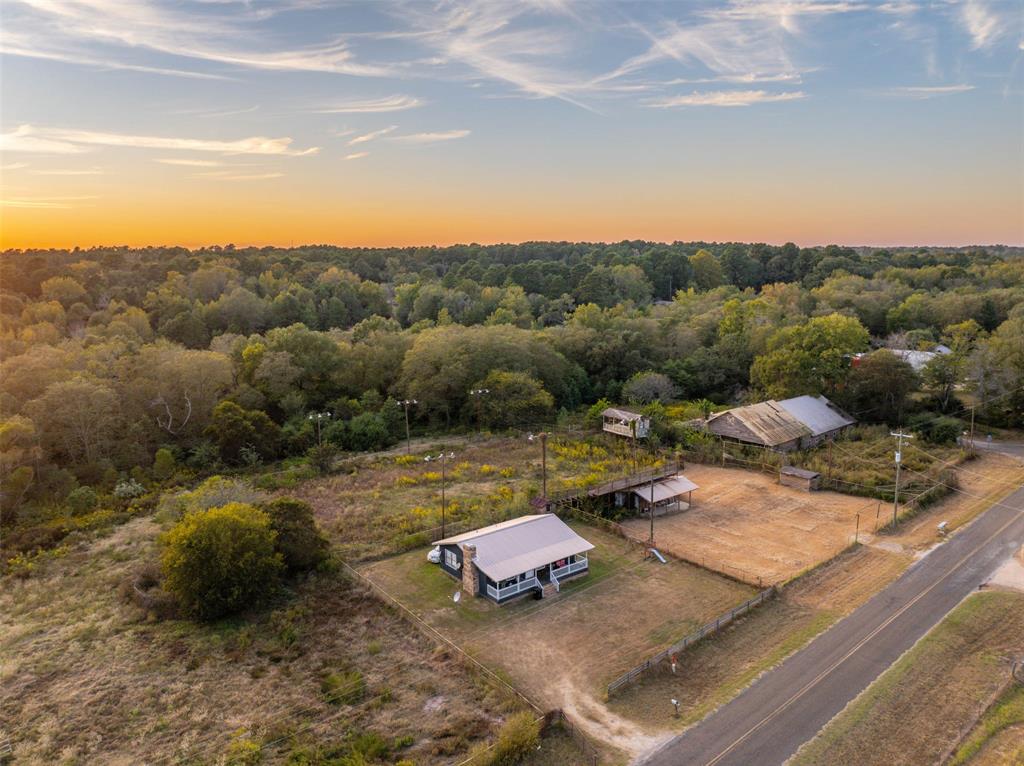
[790,590,1024,766]
[0,517,543,765]
[283,432,663,561]
[606,544,912,732]
[359,521,755,757]
[620,464,877,585]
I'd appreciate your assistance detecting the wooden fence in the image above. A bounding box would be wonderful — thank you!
[606,587,777,697]
[544,709,602,766]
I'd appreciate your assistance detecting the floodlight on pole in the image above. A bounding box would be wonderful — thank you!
[307,411,331,446]
[425,450,455,538]
[468,388,490,432]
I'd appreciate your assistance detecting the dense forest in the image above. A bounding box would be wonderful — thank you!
[2,241,1023,528]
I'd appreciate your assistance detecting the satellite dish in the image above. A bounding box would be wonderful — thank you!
[453,591,462,603]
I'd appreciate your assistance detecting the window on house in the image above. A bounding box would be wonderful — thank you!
[444,549,459,569]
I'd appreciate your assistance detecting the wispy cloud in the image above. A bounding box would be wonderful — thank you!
[389,129,471,143]
[1,195,98,209]
[31,167,104,176]
[882,84,975,99]
[344,151,370,160]
[155,158,225,167]
[646,89,806,107]
[1,125,90,154]
[960,0,1002,49]
[1,162,30,171]
[313,95,424,113]
[2,125,317,156]
[4,0,393,78]
[193,171,284,181]
[348,126,398,145]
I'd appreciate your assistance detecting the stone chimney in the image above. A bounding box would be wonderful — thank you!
[461,543,478,595]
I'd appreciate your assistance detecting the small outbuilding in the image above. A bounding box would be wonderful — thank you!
[434,515,594,604]
[627,474,699,516]
[602,407,650,439]
[705,395,854,452]
[779,465,821,491]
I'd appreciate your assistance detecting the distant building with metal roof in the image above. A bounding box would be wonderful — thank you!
[705,395,855,452]
[434,515,593,604]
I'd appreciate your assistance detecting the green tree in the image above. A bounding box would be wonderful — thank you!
[260,497,329,572]
[750,314,869,399]
[623,371,678,404]
[153,448,176,481]
[471,370,555,429]
[161,503,283,620]
[842,350,919,423]
[205,401,281,464]
[689,249,725,291]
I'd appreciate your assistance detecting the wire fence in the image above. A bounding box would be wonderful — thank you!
[606,587,777,698]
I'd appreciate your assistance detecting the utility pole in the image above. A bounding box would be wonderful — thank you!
[425,450,455,538]
[631,419,639,474]
[891,430,914,528]
[649,473,656,545]
[397,399,417,454]
[528,432,549,501]
[969,406,976,450]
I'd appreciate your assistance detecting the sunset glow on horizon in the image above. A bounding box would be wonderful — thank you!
[2,0,1022,250]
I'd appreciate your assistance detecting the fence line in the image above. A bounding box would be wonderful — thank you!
[606,587,777,697]
[544,709,602,766]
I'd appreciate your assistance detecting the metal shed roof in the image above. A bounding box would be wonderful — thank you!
[602,407,646,422]
[632,475,699,503]
[434,514,594,582]
[707,401,810,447]
[777,395,855,437]
[780,465,820,479]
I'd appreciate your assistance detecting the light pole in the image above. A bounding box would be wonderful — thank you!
[397,399,417,454]
[528,432,549,502]
[308,411,331,446]
[648,473,656,545]
[425,450,455,538]
[890,429,914,528]
[468,388,490,432]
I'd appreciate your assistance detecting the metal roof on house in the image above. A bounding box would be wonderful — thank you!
[602,407,646,422]
[631,474,699,504]
[777,395,855,437]
[706,401,810,447]
[434,514,594,583]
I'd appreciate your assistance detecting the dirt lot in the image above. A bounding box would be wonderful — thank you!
[0,518,536,765]
[607,545,912,734]
[790,590,1024,766]
[359,521,755,758]
[620,464,877,585]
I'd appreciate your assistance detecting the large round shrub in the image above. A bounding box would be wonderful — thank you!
[161,502,283,620]
[261,497,329,572]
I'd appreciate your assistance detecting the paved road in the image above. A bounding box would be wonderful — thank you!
[639,481,1024,766]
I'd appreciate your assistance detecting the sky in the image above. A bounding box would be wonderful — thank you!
[1,0,1022,250]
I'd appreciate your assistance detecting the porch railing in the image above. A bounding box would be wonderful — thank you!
[550,558,588,580]
[486,576,539,601]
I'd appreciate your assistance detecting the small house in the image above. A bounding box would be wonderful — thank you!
[602,407,650,439]
[779,465,821,491]
[434,515,594,604]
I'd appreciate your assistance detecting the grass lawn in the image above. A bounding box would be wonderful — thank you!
[791,590,1024,766]
[360,520,755,758]
[949,684,1024,766]
[605,545,912,731]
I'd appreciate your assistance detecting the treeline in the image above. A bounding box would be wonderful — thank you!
[1,241,1022,519]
